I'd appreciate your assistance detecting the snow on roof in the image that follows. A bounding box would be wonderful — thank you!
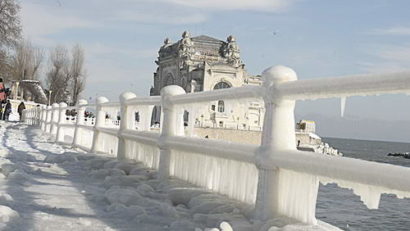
[309,132,321,140]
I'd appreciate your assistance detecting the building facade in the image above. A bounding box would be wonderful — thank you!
[150,31,264,130]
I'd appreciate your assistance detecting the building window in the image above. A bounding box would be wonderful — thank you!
[217,100,224,112]
[213,81,231,90]
[165,73,174,86]
[135,112,140,122]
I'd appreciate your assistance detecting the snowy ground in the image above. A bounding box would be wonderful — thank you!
[0,122,339,231]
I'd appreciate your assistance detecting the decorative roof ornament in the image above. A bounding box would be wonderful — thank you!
[178,31,194,68]
[163,38,171,46]
[227,35,236,43]
[158,37,172,58]
[223,35,241,67]
[182,31,191,39]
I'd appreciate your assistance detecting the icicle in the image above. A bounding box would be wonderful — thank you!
[340,97,347,117]
[169,150,258,204]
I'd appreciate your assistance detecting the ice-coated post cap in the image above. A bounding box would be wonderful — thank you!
[77,99,88,105]
[120,92,137,103]
[262,65,297,87]
[160,85,186,96]
[96,96,109,105]
[52,103,59,108]
[59,102,67,108]
[161,85,186,109]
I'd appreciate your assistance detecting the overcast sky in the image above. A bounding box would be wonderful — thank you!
[20,0,410,142]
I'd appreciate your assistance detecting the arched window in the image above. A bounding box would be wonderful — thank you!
[213,81,231,90]
[217,100,224,113]
[165,73,174,86]
[183,110,189,126]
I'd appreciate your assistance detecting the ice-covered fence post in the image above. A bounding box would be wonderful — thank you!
[50,103,59,134]
[45,106,52,132]
[117,92,137,160]
[29,107,33,125]
[254,66,319,224]
[21,110,27,123]
[158,85,186,180]
[41,106,47,129]
[91,97,109,153]
[41,106,48,131]
[72,99,88,148]
[56,102,68,143]
[36,105,41,126]
[26,108,32,124]
[26,108,31,124]
[32,107,36,125]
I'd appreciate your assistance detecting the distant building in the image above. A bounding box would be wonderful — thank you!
[296,120,316,133]
[150,31,264,130]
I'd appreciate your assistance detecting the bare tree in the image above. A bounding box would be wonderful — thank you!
[11,39,43,81]
[0,0,21,79]
[7,39,43,100]
[0,0,21,47]
[0,49,11,79]
[44,44,87,104]
[69,44,86,105]
[46,45,70,103]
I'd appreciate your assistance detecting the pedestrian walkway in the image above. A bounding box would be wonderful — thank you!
[0,122,250,231]
[0,122,339,231]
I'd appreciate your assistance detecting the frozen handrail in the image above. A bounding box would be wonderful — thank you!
[124,96,161,106]
[169,86,262,105]
[277,71,410,100]
[23,65,410,228]
[99,101,121,108]
[165,136,257,164]
[267,150,410,193]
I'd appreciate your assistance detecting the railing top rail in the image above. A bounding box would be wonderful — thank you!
[84,103,96,108]
[99,101,120,108]
[267,150,410,194]
[169,86,262,105]
[124,96,161,106]
[167,135,257,163]
[277,71,410,100]
[62,106,77,110]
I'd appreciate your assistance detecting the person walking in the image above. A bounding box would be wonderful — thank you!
[0,103,3,120]
[18,101,26,121]
[3,100,11,121]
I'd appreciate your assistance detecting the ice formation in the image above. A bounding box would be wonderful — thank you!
[340,97,346,117]
[125,140,160,169]
[169,149,258,204]
[277,170,319,224]
[320,177,410,209]
[75,127,94,150]
[97,132,119,156]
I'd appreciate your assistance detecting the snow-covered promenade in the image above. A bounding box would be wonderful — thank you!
[1,122,340,231]
[0,121,231,230]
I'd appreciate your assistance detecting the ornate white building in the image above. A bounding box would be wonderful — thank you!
[150,31,264,130]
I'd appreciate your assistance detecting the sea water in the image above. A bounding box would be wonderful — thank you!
[317,138,410,231]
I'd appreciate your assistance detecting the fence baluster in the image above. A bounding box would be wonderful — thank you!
[73,99,88,149]
[50,103,59,134]
[117,92,137,160]
[91,97,109,153]
[158,85,186,180]
[255,66,319,224]
[56,102,68,143]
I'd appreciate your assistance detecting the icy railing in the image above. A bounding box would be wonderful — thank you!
[22,65,410,226]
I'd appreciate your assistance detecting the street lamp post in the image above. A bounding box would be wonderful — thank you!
[48,90,52,106]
